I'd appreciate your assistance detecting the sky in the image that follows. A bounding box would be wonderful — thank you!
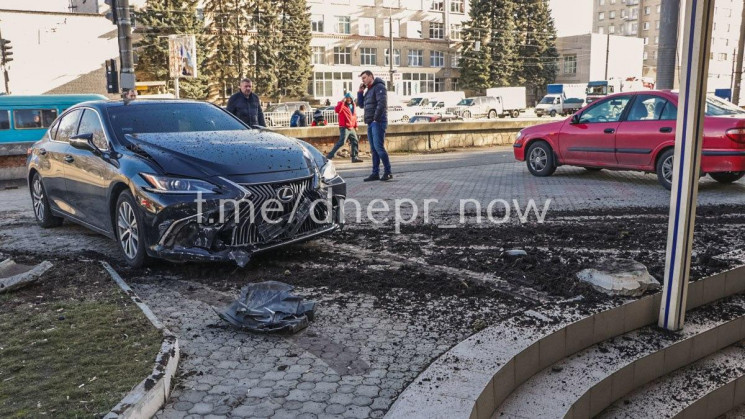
[549,0,594,37]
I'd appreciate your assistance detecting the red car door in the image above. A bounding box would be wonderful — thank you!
[558,95,633,166]
[614,94,676,169]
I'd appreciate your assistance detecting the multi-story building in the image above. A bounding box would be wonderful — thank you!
[555,33,643,84]
[592,0,743,92]
[306,0,469,102]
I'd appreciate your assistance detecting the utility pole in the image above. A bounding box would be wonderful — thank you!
[388,7,395,92]
[605,33,610,80]
[732,2,745,105]
[656,0,680,89]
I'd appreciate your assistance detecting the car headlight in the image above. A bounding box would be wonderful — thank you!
[140,173,218,194]
[321,161,338,182]
[515,130,524,142]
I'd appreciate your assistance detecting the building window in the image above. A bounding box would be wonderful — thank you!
[435,78,445,92]
[450,23,462,40]
[310,71,354,98]
[403,73,436,94]
[359,17,375,36]
[643,51,648,60]
[385,48,401,66]
[450,0,464,13]
[360,47,377,65]
[563,55,577,75]
[609,25,615,34]
[311,15,324,32]
[451,52,462,68]
[656,20,660,29]
[643,37,648,45]
[408,49,423,67]
[599,0,605,5]
[429,0,444,11]
[312,46,325,64]
[429,22,444,39]
[609,10,616,19]
[383,19,401,37]
[430,51,444,67]
[598,12,604,20]
[655,36,659,44]
[643,21,649,30]
[644,6,651,14]
[657,5,660,12]
[334,47,351,64]
[719,52,728,61]
[335,16,350,34]
[598,26,605,34]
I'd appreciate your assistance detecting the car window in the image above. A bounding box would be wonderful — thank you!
[78,109,109,150]
[578,96,631,123]
[55,109,83,143]
[660,102,677,120]
[627,95,668,121]
[0,110,8,130]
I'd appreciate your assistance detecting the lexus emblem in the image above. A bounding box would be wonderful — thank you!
[276,186,295,203]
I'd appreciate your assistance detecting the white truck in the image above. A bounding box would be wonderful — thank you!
[485,87,527,118]
[406,91,465,117]
[535,83,587,117]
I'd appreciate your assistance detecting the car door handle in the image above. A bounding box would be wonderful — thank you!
[660,127,673,133]
[64,155,74,163]
[38,148,47,156]
[604,128,615,134]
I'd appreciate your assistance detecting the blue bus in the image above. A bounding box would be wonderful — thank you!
[0,94,108,145]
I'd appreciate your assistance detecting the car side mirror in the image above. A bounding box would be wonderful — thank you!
[70,133,101,154]
[570,114,581,124]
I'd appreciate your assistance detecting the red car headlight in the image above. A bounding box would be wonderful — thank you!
[726,128,745,143]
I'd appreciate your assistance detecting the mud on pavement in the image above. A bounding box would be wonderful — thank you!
[3,204,745,417]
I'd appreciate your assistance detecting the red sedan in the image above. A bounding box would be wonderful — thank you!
[513,91,745,189]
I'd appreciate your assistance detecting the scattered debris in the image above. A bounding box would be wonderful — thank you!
[577,259,660,297]
[216,281,316,333]
[0,259,53,294]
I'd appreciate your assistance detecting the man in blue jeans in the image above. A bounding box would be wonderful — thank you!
[357,70,393,181]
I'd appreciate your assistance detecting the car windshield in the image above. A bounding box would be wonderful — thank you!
[705,95,745,116]
[457,99,474,106]
[407,98,424,106]
[539,96,556,104]
[108,102,247,141]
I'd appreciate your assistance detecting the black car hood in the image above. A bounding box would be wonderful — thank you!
[125,130,312,177]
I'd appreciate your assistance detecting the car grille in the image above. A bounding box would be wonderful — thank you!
[231,176,331,246]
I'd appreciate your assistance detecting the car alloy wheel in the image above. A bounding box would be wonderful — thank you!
[529,146,548,172]
[463,111,471,119]
[30,173,63,228]
[488,110,497,119]
[117,200,139,260]
[656,148,675,190]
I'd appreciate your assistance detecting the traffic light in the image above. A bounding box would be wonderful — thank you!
[0,39,13,64]
[104,0,118,25]
[106,59,119,94]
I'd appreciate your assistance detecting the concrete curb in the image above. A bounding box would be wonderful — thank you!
[386,264,745,419]
[101,262,180,419]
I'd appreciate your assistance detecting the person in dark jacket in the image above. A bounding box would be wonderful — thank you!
[327,92,363,163]
[226,78,266,128]
[290,105,308,127]
[357,71,392,181]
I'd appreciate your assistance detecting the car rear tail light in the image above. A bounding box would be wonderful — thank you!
[726,128,745,143]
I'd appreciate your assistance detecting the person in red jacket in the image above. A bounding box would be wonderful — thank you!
[327,92,363,163]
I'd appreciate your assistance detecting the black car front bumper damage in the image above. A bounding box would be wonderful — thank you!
[147,178,345,266]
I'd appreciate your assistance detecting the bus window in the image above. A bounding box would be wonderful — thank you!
[0,110,8,130]
[13,109,58,129]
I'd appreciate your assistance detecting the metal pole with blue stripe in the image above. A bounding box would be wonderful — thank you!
[658,0,715,331]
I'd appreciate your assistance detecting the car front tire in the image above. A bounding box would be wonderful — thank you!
[510,110,520,118]
[526,141,557,177]
[710,171,745,184]
[30,172,63,228]
[549,110,557,117]
[656,148,674,190]
[115,190,150,268]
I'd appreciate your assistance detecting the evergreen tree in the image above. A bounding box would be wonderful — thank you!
[513,0,559,101]
[135,0,209,99]
[459,0,493,92]
[275,0,312,101]
[251,0,280,98]
[487,0,517,87]
[203,0,240,102]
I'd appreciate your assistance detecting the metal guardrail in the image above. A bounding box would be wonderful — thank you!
[263,110,341,127]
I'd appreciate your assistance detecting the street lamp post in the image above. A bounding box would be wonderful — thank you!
[388,6,395,92]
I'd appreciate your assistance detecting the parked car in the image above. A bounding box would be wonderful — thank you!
[26,100,345,267]
[513,90,745,189]
[447,96,502,119]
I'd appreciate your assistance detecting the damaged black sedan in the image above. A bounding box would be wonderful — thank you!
[26,100,345,267]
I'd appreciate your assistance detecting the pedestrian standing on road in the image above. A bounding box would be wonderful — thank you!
[290,105,308,127]
[327,92,363,163]
[226,78,266,128]
[357,70,392,182]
